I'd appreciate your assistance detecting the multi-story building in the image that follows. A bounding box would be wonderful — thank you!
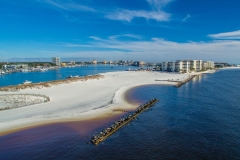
[163,59,212,73]
[189,60,202,72]
[202,61,215,70]
[162,62,175,71]
[175,60,190,73]
[52,57,60,66]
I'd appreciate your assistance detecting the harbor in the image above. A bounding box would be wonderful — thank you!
[91,98,159,145]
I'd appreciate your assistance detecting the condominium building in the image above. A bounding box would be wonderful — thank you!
[162,62,175,72]
[202,61,215,70]
[175,60,190,73]
[52,57,60,66]
[189,60,202,72]
[162,59,211,73]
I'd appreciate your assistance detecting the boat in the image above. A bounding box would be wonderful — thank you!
[21,69,29,72]
[23,80,32,84]
[40,68,48,72]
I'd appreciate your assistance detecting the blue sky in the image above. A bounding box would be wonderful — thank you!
[0,0,240,63]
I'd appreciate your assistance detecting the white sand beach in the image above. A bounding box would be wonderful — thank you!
[0,71,189,135]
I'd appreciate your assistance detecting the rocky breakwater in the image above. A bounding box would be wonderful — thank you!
[174,75,196,88]
[91,98,159,145]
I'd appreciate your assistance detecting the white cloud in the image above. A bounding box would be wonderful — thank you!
[105,0,172,22]
[61,35,240,62]
[108,34,142,40]
[42,0,95,12]
[147,0,173,10]
[182,14,191,22]
[39,0,173,23]
[105,9,170,22]
[208,30,240,39]
[88,36,101,41]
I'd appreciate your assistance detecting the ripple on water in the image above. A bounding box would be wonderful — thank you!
[0,70,240,159]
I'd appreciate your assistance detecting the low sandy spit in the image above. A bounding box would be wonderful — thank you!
[0,71,188,136]
[218,67,240,69]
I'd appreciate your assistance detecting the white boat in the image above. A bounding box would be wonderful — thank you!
[23,80,32,84]
[40,68,48,72]
[21,69,29,72]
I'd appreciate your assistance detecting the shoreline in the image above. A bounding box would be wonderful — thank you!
[0,71,191,136]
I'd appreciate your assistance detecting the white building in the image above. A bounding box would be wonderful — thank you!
[163,59,211,73]
[52,57,60,66]
[162,62,175,72]
[175,60,190,73]
[189,60,202,72]
[202,61,215,70]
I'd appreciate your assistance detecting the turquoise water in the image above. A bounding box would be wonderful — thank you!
[0,69,240,159]
[0,65,139,87]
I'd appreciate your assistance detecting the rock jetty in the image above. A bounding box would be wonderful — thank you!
[91,98,159,145]
[174,75,196,88]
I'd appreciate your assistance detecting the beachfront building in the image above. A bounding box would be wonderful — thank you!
[202,61,215,70]
[175,60,190,73]
[175,60,203,73]
[162,62,175,72]
[189,60,202,72]
[52,57,60,66]
[163,60,210,73]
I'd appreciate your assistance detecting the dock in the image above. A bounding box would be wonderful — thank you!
[91,98,159,145]
[174,75,196,88]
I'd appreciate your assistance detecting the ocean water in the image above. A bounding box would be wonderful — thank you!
[0,69,240,159]
[0,65,138,87]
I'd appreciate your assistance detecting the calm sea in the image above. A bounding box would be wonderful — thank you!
[0,65,138,87]
[0,69,240,159]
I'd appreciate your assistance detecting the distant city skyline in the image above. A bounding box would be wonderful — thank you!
[0,0,240,63]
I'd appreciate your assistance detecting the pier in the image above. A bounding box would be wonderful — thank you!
[91,98,159,145]
[174,75,196,88]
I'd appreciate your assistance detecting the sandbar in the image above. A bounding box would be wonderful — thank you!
[0,71,189,136]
